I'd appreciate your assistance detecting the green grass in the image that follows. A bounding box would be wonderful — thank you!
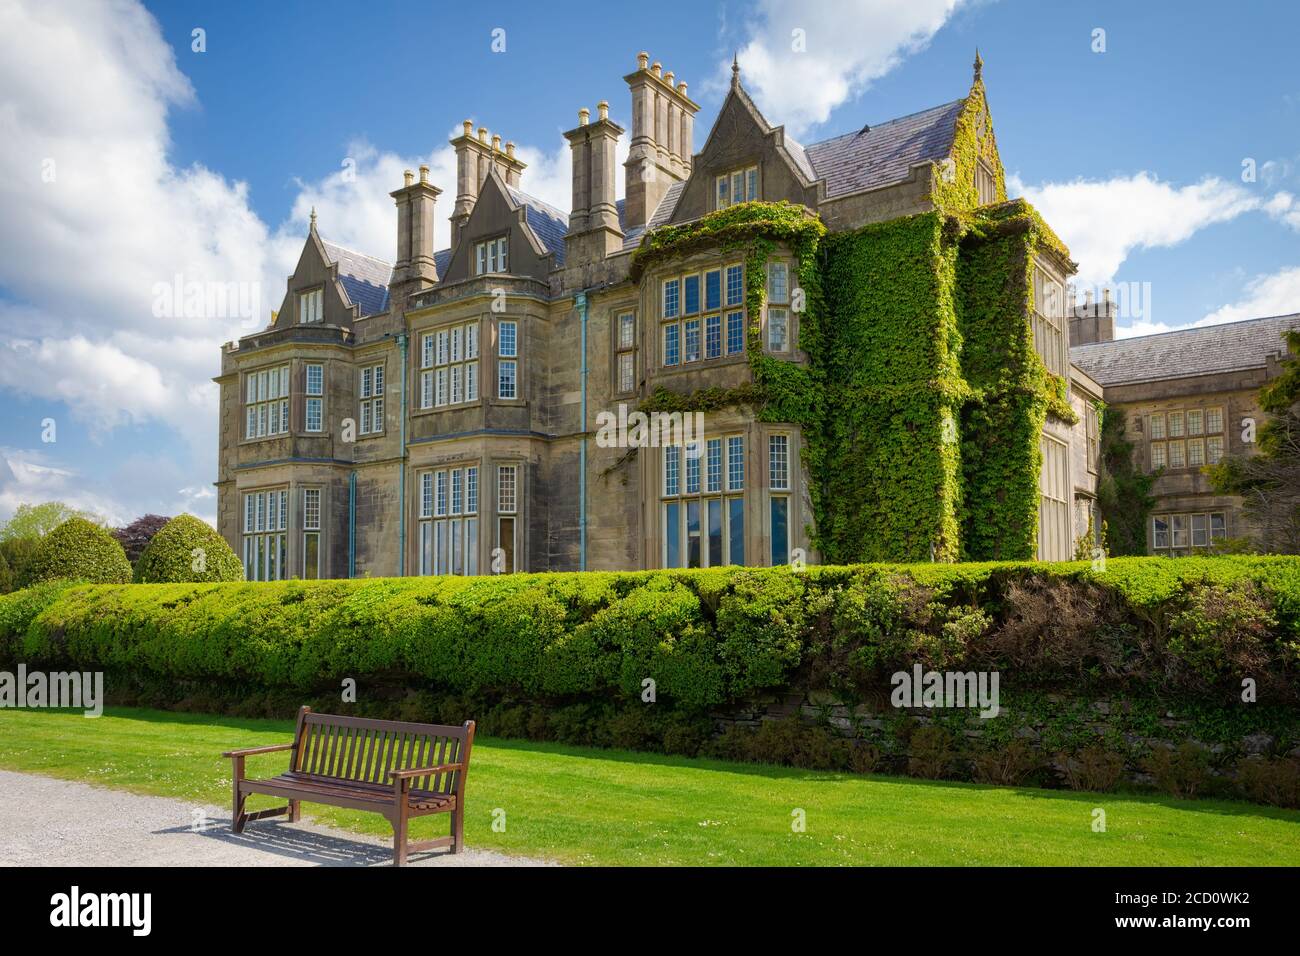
[2,707,1297,866]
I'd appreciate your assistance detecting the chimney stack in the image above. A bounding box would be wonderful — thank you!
[564,100,625,261]
[450,120,527,248]
[390,166,442,297]
[623,51,699,232]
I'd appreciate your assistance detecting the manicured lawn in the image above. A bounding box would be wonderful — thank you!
[1,707,1297,866]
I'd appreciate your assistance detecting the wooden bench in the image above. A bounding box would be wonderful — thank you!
[222,706,475,866]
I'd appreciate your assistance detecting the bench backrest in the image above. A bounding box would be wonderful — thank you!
[289,708,474,797]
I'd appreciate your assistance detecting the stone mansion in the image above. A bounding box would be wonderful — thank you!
[216,51,1227,580]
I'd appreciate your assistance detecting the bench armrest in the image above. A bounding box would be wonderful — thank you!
[222,742,295,759]
[390,763,463,781]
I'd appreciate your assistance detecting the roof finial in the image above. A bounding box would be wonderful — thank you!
[309,206,317,229]
[731,52,740,89]
[973,48,983,82]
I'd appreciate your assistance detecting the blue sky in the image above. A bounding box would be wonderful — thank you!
[1,0,1298,528]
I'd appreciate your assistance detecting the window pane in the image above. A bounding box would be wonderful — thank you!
[727,436,744,490]
[618,352,634,393]
[618,313,635,349]
[767,262,788,304]
[705,314,721,359]
[728,497,745,565]
[769,435,789,489]
[1191,513,1208,547]
[498,517,515,573]
[664,445,680,496]
[498,465,517,513]
[466,518,479,574]
[684,275,700,315]
[664,324,680,366]
[686,442,700,493]
[770,496,789,566]
[1210,513,1226,540]
[684,319,700,363]
[686,500,701,568]
[499,321,517,357]
[498,359,516,399]
[420,521,432,575]
[726,311,744,354]
[1171,515,1188,548]
[1153,515,1169,549]
[767,308,788,351]
[704,271,721,311]
[1206,407,1223,433]
[1207,435,1224,464]
[726,266,744,306]
[663,279,679,319]
[1150,413,1165,439]
[664,502,680,567]
[1168,411,1185,437]
[708,499,723,567]
[706,438,722,493]
[1187,409,1203,435]
[303,532,319,580]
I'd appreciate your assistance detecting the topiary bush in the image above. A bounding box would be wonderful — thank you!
[134,514,243,583]
[24,517,132,585]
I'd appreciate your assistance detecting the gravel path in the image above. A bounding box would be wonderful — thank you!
[0,769,552,867]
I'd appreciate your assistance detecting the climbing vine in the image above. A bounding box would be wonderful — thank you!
[627,112,1079,564]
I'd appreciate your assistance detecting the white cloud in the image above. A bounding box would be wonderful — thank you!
[1007,171,1263,289]
[1200,266,1300,326]
[726,0,968,137]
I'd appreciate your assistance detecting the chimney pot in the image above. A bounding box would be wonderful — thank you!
[637,51,649,70]
[506,141,515,158]
[492,134,501,152]
[664,71,675,86]
[477,126,488,143]
[678,82,687,94]
[579,107,590,126]
[597,100,609,121]
[651,61,662,77]
[403,169,414,187]
[418,164,429,184]
[462,119,473,138]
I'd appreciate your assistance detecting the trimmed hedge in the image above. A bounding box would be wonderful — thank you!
[23,518,133,585]
[2,557,1298,708]
[134,514,243,583]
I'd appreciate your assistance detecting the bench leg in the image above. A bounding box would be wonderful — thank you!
[288,799,301,823]
[231,756,247,833]
[393,811,409,867]
[450,809,464,854]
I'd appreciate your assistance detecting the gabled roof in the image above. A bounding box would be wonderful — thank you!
[506,185,570,265]
[804,99,964,198]
[321,239,393,316]
[1070,313,1300,386]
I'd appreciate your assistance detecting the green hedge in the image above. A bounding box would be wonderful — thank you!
[23,517,133,585]
[2,557,1298,709]
[134,514,244,583]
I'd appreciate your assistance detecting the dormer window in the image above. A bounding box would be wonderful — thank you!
[475,236,509,275]
[715,166,759,209]
[298,288,323,324]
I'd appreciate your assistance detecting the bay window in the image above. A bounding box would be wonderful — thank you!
[242,488,288,581]
[418,464,480,576]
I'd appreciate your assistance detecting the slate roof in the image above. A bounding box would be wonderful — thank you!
[507,186,570,265]
[321,240,393,316]
[804,99,964,198]
[1070,314,1300,386]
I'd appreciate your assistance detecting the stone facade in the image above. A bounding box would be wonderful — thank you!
[216,52,1103,580]
[1071,308,1299,553]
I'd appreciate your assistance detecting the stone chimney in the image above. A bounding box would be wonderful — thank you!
[449,120,527,248]
[564,101,625,262]
[623,51,699,232]
[1068,285,1117,345]
[389,164,441,296]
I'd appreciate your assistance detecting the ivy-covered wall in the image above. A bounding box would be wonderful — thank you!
[628,68,1081,565]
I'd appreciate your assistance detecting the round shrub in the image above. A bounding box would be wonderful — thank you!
[134,514,243,583]
[26,517,133,585]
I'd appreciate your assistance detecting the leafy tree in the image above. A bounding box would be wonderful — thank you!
[134,514,243,583]
[0,501,98,542]
[25,517,133,585]
[112,514,172,564]
[1209,329,1300,553]
[1096,404,1157,556]
[0,536,41,592]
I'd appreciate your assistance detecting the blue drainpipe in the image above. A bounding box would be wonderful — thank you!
[397,332,409,576]
[348,471,356,577]
[575,291,588,571]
